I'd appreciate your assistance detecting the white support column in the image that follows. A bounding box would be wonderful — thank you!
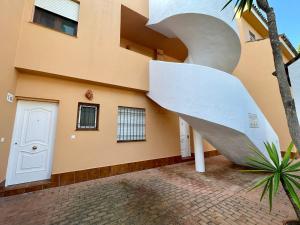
[193,129,205,172]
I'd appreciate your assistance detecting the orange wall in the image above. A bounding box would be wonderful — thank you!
[121,38,155,59]
[234,18,292,150]
[120,38,182,63]
[0,0,297,182]
[239,18,263,42]
[15,74,180,173]
[15,0,151,91]
[0,0,25,182]
[121,0,149,17]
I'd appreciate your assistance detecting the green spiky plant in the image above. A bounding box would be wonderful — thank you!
[245,142,300,222]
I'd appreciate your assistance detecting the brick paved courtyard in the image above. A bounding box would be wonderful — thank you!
[0,156,297,225]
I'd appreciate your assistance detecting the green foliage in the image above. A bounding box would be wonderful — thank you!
[223,0,254,18]
[244,142,300,211]
[297,45,300,53]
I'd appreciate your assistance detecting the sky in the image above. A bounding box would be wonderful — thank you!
[268,0,300,49]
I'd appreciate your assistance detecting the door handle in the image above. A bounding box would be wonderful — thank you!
[32,146,38,150]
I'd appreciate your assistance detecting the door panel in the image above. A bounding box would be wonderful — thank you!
[6,101,58,186]
[179,117,191,157]
[22,108,52,145]
[16,150,47,172]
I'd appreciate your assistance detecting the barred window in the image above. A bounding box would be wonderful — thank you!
[76,103,99,130]
[117,107,146,142]
[249,31,256,41]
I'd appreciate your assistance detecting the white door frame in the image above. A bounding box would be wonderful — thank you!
[5,100,58,186]
[179,117,191,158]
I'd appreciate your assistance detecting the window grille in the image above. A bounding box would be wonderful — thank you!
[117,107,146,142]
[76,103,99,130]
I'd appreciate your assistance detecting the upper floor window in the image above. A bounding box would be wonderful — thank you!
[249,31,256,41]
[33,0,79,36]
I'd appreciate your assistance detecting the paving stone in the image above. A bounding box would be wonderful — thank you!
[0,156,297,225]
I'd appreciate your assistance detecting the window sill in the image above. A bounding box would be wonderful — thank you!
[117,140,146,143]
[75,128,99,131]
[29,22,78,38]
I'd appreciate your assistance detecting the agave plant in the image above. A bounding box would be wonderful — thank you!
[245,142,300,222]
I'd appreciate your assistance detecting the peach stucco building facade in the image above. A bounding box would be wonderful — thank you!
[0,0,297,189]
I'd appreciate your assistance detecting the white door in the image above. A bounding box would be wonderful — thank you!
[6,101,58,186]
[179,117,191,158]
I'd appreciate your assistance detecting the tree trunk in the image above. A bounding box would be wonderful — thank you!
[256,0,300,153]
[281,177,300,221]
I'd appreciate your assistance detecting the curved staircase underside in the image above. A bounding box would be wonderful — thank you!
[147,0,280,165]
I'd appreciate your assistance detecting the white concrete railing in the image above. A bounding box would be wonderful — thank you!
[147,0,280,165]
[289,59,300,120]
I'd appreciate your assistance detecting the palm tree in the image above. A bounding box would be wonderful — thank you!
[223,0,300,154]
[246,143,300,224]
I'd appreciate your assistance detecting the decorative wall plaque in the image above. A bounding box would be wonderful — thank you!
[248,113,259,128]
[85,90,94,101]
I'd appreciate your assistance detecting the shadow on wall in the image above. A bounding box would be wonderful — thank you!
[120,5,187,62]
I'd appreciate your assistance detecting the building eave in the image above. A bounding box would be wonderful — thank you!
[251,4,268,26]
[243,5,297,59]
[272,54,300,86]
[280,34,298,57]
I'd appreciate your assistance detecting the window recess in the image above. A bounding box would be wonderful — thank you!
[76,103,100,131]
[249,31,256,41]
[33,0,79,36]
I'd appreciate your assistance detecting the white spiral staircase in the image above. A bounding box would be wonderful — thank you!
[147,0,280,165]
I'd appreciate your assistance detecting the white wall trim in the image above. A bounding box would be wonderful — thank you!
[35,0,79,21]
